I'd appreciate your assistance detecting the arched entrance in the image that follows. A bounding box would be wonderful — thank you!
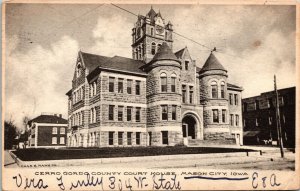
[182,115,196,139]
[182,112,203,144]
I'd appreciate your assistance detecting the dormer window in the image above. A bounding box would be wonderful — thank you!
[185,61,189,70]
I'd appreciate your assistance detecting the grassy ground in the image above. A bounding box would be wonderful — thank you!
[12,146,254,161]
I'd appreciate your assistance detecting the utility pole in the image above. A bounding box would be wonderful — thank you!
[274,75,284,158]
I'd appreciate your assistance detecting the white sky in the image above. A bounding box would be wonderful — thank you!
[5,4,296,129]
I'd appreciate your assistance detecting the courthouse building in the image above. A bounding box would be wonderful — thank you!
[66,8,243,147]
[242,87,295,147]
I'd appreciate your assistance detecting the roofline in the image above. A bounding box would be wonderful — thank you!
[242,86,295,100]
[227,86,243,91]
[199,68,228,73]
[87,66,148,79]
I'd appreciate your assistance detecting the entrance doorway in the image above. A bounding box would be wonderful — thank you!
[182,115,196,139]
[162,131,168,145]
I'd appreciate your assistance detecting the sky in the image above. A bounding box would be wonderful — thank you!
[5,3,296,129]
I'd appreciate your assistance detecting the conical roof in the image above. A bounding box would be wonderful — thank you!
[200,53,227,73]
[151,42,178,62]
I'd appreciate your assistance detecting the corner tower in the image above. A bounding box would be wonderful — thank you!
[199,53,233,143]
[142,42,182,146]
[132,7,173,63]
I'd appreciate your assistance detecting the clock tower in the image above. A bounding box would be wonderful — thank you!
[131,7,173,63]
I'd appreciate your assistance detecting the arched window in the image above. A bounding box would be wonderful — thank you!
[157,44,162,51]
[220,81,225,98]
[138,46,142,60]
[160,73,167,92]
[211,81,218,98]
[151,42,156,55]
[93,107,97,123]
[93,82,97,96]
[171,73,176,93]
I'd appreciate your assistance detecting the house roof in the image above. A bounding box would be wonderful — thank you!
[81,52,146,75]
[200,53,227,73]
[29,115,67,124]
[151,42,178,62]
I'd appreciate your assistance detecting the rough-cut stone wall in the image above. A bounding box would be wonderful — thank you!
[146,63,182,146]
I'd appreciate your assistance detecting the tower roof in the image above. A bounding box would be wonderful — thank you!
[200,53,227,73]
[146,7,157,21]
[151,42,178,62]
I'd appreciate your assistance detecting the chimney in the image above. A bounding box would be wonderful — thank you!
[59,114,62,118]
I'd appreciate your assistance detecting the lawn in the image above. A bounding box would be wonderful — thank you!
[12,146,255,161]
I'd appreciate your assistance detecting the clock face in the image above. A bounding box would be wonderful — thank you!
[156,25,164,35]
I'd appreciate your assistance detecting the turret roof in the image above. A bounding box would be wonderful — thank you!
[151,42,178,62]
[200,52,227,73]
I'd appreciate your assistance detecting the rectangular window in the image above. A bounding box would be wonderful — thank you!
[243,103,248,112]
[136,107,141,122]
[60,137,65,144]
[52,127,57,134]
[213,109,219,123]
[161,77,167,92]
[127,132,132,145]
[212,85,218,98]
[127,80,132,94]
[222,109,226,123]
[189,86,193,104]
[185,61,189,70]
[172,105,176,120]
[109,77,115,92]
[234,94,238,105]
[109,132,114,145]
[182,85,186,103]
[171,77,176,92]
[255,100,259,110]
[230,114,234,126]
[151,28,153,36]
[136,132,141,145]
[118,78,123,93]
[60,127,65,135]
[109,105,114,121]
[256,118,259,126]
[235,115,239,126]
[268,98,273,108]
[52,137,57,144]
[229,93,233,105]
[162,131,169,145]
[118,106,123,121]
[127,107,132,121]
[269,116,272,125]
[136,81,140,95]
[221,85,225,98]
[162,105,168,120]
[118,132,123,145]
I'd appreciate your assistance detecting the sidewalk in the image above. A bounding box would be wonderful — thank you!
[4,150,17,167]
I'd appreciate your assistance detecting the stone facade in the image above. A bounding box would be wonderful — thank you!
[66,8,243,147]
